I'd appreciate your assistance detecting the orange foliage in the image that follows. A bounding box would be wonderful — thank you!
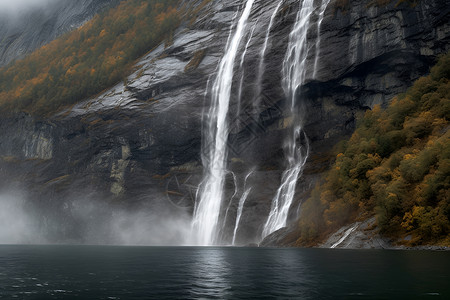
[0,0,181,116]
[297,52,450,246]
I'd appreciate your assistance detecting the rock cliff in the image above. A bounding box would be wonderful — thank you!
[0,0,448,245]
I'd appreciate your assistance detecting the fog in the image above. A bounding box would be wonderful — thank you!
[0,192,46,244]
[0,190,193,246]
[0,0,62,19]
[69,197,193,246]
[0,0,60,12]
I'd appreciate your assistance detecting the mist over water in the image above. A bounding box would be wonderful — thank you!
[68,197,193,246]
[0,192,45,244]
[0,190,192,246]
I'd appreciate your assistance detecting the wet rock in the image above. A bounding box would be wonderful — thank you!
[319,217,392,249]
[0,0,448,244]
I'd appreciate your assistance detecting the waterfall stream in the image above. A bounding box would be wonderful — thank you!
[237,20,258,117]
[231,171,253,245]
[262,0,328,239]
[193,0,329,246]
[314,0,330,78]
[255,0,283,107]
[192,0,255,246]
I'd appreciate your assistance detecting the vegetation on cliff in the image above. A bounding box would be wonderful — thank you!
[297,52,450,247]
[0,0,181,116]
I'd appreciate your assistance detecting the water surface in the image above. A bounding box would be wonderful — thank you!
[0,245,449,299]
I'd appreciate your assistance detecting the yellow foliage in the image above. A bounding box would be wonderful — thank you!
[403,154,415,160]
[0,0,182,116]
[297,52,450,245]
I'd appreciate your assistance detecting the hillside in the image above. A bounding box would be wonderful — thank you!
[0,0,448,246]
[0,0,119,67]
[297,53,450,247]
[0,0,180,116]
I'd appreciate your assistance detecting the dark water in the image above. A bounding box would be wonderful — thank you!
[0,246,449,299]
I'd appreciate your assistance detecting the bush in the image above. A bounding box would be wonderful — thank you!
[297,52,450,245]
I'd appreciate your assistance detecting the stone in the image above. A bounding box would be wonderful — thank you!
[0,0,448,245]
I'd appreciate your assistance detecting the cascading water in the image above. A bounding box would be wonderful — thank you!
[231,171,253,245]
[192,0,255,246]
[262,0,328,239]
[330,224,358,248]
[237,20,258,117]
[255,0,283,105]
[313,0,330,78]
[221,171,238,236]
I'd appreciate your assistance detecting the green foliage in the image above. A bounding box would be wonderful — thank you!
[297,52,450,246]
[0,0,181,116]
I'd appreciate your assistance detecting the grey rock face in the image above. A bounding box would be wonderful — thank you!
[0,0,119,67]
[319,217,392,249]
[0,0,448,245]
[319,217,450,250]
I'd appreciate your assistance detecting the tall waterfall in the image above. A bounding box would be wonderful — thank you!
[262,0,328,239]
[192,0,255,246]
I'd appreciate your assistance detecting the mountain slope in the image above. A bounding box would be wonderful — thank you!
[0,0,181,116]
[0,0,448,245]
[0,0,119,67]
[296,52,449,247]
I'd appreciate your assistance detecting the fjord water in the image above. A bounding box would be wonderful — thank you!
[1,246,449,299]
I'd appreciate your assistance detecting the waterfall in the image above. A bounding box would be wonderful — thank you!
[331,224,358,248]
[231,171,253,246]
[237,20,258,117]
[313,0,330,78]
[262,0,328,239]
[231,188,251,245]
[192,0,255,246]
[255,0,283,105]
[220,171,238,237]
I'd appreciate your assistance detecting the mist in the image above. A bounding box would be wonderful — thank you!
[0,190,193,246]
[0,0,62,18]
[69,197,193,246]
[0,191,46,244]
[0,0,60,11]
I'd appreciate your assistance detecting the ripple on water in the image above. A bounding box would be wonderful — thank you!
[0,246,449,299]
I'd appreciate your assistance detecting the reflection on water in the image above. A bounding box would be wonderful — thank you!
[190,249,232,298]
[0,246,449,299]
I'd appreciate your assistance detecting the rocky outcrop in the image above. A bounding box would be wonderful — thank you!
[0,0,448,245]
[0,0,119,67]
[319,217,391,249]
[319,217,450,250]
